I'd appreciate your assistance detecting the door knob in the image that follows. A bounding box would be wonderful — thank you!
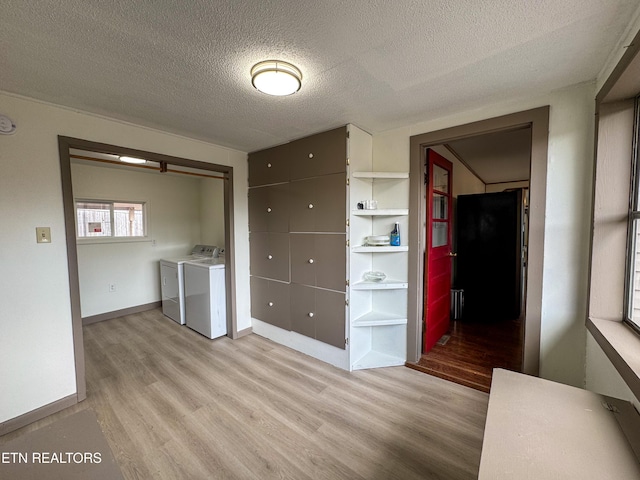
[308,153,314,159]
[308,312,314,318]
[267,163,272,168]
[267,207,272,213]
[308,258,314,264]
[308,203,314,209]
[268,302,274,307]
[267,255,273,260]
[448,252,457,257]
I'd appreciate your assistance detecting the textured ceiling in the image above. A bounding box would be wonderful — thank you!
[1,0,638,152]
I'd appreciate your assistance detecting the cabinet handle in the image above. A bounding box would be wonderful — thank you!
[308,203,314,209]
[267,207,272,213]
[267,162,272,168]
[308,312,314,318]
[268,302,274,307]
[267,255,273,260]
[308,258,314,264]
[308,153,314,159]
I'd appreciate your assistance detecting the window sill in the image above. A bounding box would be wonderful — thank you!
[76,237,151,245]
[587,317,640,401]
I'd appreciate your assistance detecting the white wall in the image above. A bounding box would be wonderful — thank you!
[72,162,204,317]
[585,332,640,407]
[200,177,225,249]
[372,82,595,387]
[0,92,249,424]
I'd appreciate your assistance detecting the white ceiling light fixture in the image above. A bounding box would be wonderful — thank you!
[119,156,147,164]
[251,60,302,96]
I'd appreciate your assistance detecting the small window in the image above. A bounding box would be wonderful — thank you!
[75,200,146,239]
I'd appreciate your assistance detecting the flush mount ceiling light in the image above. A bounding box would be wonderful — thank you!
[119,156,147,164]
[251,60,302,96]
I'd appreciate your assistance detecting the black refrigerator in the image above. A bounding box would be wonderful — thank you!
[455,190,523,321]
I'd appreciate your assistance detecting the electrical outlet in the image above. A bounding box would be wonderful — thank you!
[109,284,116,292]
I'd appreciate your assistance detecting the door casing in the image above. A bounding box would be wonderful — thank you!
[407,107,550,375]
[58,136,238,401]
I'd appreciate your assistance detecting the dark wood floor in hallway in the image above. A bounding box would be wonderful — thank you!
[407,317,524,393]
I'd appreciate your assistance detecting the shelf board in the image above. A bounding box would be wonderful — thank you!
[352,311,408,327]
[351,279,408,290]
[352,350,406,370]
[352,209,408,216]
[352,171,409,179]
[352,245,408,253]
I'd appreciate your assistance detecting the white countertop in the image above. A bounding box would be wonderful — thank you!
[479,369,640,479]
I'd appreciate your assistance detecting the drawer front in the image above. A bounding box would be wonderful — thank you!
[248,183,289,233]
[289,284,346,349]
[250,276,290,330]
[248,143,290,187]
[314,289,346,349]
[289,174,346,233]
[290,233,346,292]
[289,127,347,180]
[250,232,290,282]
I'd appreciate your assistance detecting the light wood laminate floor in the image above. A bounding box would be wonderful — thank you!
[3,309,489,479]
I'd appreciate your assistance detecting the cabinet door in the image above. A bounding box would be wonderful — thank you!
[248,143,290,187]
[250,232,290,282]
[290,284,346,349]
[160,263,179,301]
[289,174,346,233]
[315,289,346,349]
[290,233,346,292]
[250,276,290,330]
[248,183,289,233]
[289,127,347,180]
[290,283,316,340]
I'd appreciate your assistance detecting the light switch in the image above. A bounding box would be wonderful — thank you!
[36,227,51,243]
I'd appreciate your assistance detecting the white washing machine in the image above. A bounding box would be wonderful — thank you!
[160,245,218,325]
[184,257,227,339]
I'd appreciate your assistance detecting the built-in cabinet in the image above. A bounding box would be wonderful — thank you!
[249,124,409,370]
[249,127,347,351]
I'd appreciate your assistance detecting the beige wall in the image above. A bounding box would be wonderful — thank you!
[72,162,208,317]
[485,181,529,193]
[200,177,226,249]
[429,145,486,197]
[0,92,249,424]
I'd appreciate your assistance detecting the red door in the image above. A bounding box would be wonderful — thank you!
[423,149,454,353]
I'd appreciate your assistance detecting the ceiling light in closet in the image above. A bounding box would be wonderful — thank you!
[251,60,302,96]
[119,156,147,164]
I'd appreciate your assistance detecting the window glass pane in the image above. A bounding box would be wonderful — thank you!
[75,200,145,239]
[433,165,449,193]
[76,202,111,237]
[432,221,448,247]
[432,193,448,220]
[629,218,640,329]
[113,202,145,237]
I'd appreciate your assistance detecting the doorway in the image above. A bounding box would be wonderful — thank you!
[417,138,530,391]
[58,136,238,401]
[406,107,550,388]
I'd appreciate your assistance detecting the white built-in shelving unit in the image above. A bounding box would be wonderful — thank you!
[346,131,409,370]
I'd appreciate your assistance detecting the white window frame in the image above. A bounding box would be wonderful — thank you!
[75,198,149,243]
[625,96,640,334]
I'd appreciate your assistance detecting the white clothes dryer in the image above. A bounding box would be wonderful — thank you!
[184,257,227,339]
